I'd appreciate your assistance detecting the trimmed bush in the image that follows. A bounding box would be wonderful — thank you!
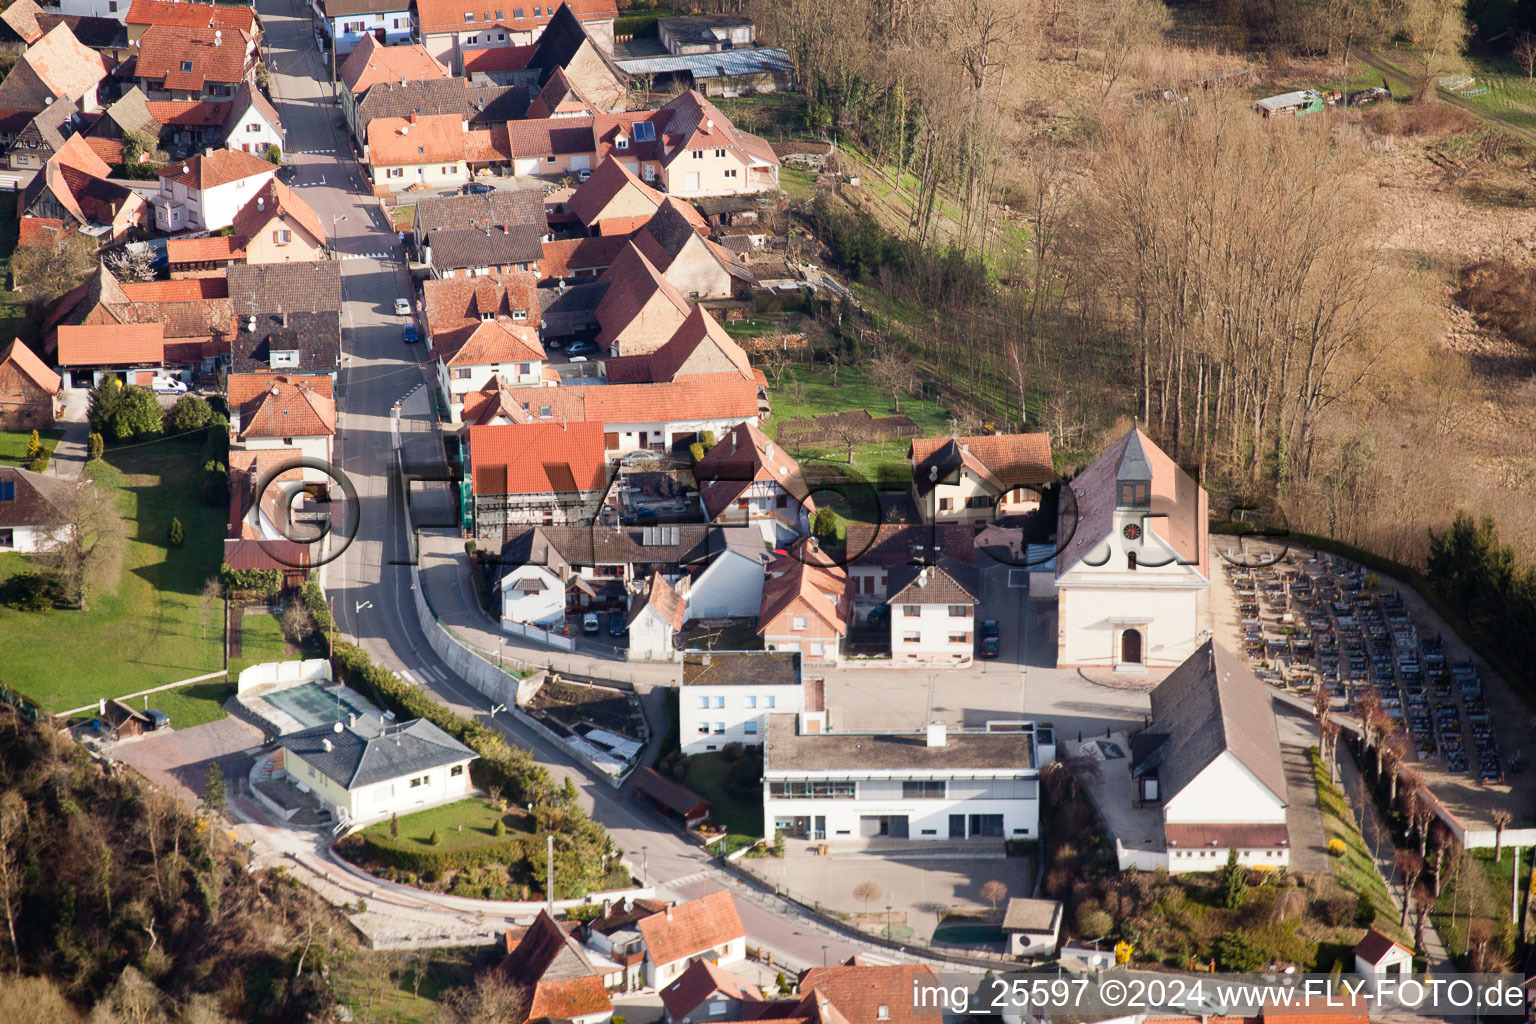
[688,442,705,463]
[26,456,47,473]
[87,432,104,462]
[167,517,185,547]
[220,565,282,596]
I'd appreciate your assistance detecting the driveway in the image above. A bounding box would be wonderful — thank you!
[112,716,265,809]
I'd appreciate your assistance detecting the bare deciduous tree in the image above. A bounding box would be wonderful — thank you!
[866,347,912,413]
[1491,809,1512,861]
[198,577,223,642]
[1398,0,1470,101]
[0,793,24,972]
[1516,34,1536,79]
[1097,0,1171,98]
[979,879,1008,911]
[853,880,882,915]
[36,481,126,611]
[1395,849,1423,928]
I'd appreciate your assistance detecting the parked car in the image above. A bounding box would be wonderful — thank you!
[608,611,627,638]
[566,340,597,356]
[461,181,494,194]
[981,619,1000,638]
[150,375,187,394]
[569,356,588,363]
[582,612,600,633]
[145,709,171,730]
[402,324,420,344]
[979,636,1001,658]
[394,297,411,315]
[578,168,592,182]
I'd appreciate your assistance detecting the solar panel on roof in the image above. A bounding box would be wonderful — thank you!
[632,121,655,142]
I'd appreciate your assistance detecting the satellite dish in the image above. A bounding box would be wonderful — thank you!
[332,721,344,733]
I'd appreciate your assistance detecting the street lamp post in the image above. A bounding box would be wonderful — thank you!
[821,944,828,967]
[331,214,347,257]
[885,904,891,940]
[641,844,648,882]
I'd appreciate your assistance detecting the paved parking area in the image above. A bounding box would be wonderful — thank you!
[738,844,1032,948]
[112,717,265,811]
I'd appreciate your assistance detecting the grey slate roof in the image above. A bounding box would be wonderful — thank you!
[428,226,545,272]
[229,261,343,315]
[886,558,979,606]
[1116,429,1151,483]
[416,188,545,235]
[500,522,713,571]
[538,280,606,338]
[231,311,342,376]
[0,61,58,114]
[614,47,794,81]
[1133,640,1288,805]
[279,717,476,789]
[765,714,1034,773]
[1001,898,1062,934]
[680,651,799,688]
[354,78,528,137]
[14,98,80,155]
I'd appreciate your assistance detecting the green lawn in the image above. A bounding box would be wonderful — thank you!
[0,427,62,467]
[229,611,294,679]
[390,204,416,230]
[1311,750,1411,945]
[330,946,483,1024]
[766,362,955,496]
[779,166,818,203]
[357,798,531,851]
[681,752,763,843]
[0,442,227,719]
[1431,845,1530,966]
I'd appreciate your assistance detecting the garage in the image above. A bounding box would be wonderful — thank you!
[569,154,590,172]
[514,157,540,175]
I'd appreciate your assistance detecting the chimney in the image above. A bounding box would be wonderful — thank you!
[765,440,774,458]
[926,722,947,747]
[409,112,419,124]
[601,899,611,918]
[348,713,356,728]
[203,147,213,159]
[665,904,674,921]
[322,737,334,752]
[960,441,969,453]
[282,310,289,327]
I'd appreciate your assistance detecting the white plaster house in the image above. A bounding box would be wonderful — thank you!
[886,559,980,665]
[223,83,286,156]
[909,433,1052,526]
[227,375,336,485]
[634,890,746,988]
[626,572,685,662]
[1129,640,1290,873]
[277,717,477,828]
[679,527,769,619]
[1055,428,1210,671]
[677,651,806,756]
[762,715,1052,843]
[499,561,565,627]
[314,0,415,54]
[694,422,812,546]
[0,467,74,552]
[1001,898,1063,958]
[1353,929,1414,994]
[152,150,278,232]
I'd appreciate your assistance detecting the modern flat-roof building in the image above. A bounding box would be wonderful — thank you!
[762,714,1051,844]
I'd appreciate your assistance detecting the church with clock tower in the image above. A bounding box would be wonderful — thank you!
[1053,428,1210,670]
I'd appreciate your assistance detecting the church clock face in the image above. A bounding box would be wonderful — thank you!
[1123,523,1142,541]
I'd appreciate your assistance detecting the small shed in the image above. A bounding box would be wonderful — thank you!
[1001,897,1063,957]
[102,699,154,739]
[632,766,711,827]
[1353,928,1413,992]
[1253,89,1325,117]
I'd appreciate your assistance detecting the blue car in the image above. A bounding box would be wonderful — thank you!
[402,324,420,343]
[461,182,494,195]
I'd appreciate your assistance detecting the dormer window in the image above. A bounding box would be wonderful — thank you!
[463,11,475,21]
[269,350,300,369]
[512,309,527,321]
[616,135,629,150]
[480,312,494,321]
[181,60,193,72]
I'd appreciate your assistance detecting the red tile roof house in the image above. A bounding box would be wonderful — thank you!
[230,179,328,263]
[884,558,981,665]
[0,22,108,137]
[650,90,779,198]
[166,233,247,278]
[626,570,685,661]
[421,273,547,420]
[226,374,336,485]
[593,241,693,357]
[55,322,168,390]
[566,154,707,236]
[151,149,277,232]
[20,134,148,243]
[0,339,61,430]
[124,0,262,46]
[133,22,259,102]
[908,432,1053,526]
[336,32,449,136]
[661,960,763,1024]
[633,889,745,988]
[364,111,469,194]
[498,910,615,1024]
[414,0,617,75]
[694,420,812,547]
[467,420,609,537]
[758,555,850,664]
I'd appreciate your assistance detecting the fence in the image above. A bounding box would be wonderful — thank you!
[236,658,330,694]
[504,619,577,652]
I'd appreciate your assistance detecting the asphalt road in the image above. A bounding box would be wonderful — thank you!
[253,0,928,969]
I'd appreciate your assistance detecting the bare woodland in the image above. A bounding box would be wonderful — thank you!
[747,0,1536,569]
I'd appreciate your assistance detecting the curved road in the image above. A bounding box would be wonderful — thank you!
[253,0,928,970]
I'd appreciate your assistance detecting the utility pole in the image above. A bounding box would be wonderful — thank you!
[1513,845,1521,926]
[547,834,555,916]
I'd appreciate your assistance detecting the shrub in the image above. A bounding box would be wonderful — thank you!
[1,571,62,611]
[219,565,282,596]
[1213,933,1267,971]
[1354,892,1376,927]
[108,386,164,441]
[167,517,185,547]
[87,433,104,462]
[688,442,705,463]
[27,456,47,473]
[165,394,213,435]
[1075,905,1112,939]
[390,814,399,839]
[1327,838,1347,858]
[265,144,281,164]
[700,429,717,450]
[492,818,506,837]
[23,430,42,461]
[724,754,762,802]
[1456,259,1536,351]
[1312,890,1356,927]
[429,829,442,847]
[301,580,333,652]
[202,461,228,507]
[720,742,743,762]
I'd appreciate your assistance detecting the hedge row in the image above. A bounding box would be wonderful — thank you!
[220,566,281,596]
[338,831,532,876]
[1211,522,1533,707]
